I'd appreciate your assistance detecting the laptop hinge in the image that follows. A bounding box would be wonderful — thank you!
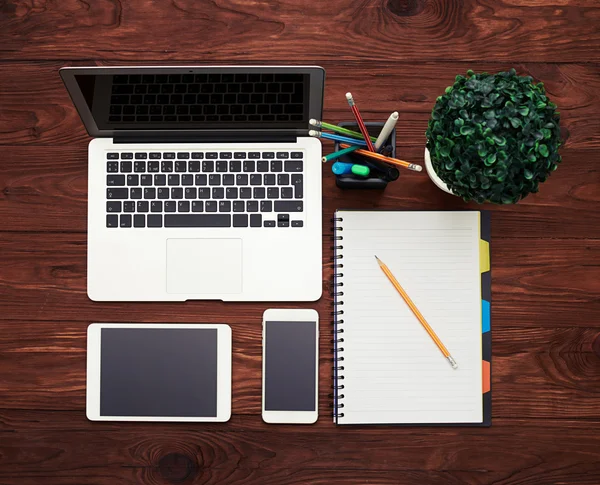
[113,132,298,144]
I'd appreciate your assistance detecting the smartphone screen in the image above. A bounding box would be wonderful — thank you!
[264,320,317,411]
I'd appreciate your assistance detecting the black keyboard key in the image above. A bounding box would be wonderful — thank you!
[198,188,211,199]
[270,160,282,172]
[291,152,303,159]
[223,174,235,186]
[236,174,248,185]
[168,174,180,186]
[240,187,252,199]
[212,187,224,199]
[127,174,139,186]
[154,174,166,186]
[163,152,176,159]
[264,174,276,185]
[191,152,204,159]
[209,174,221,186]
[233,201,245,212]
[233,214,248,227]
[107,201,121,213]
[182,174,194,186]
[165,201,176,212]
[137,201,149,213]
[171,188,183,199]
[107,161,119,173]
[234,152,246,159]
[243,161,255,172]
[285,160,303,172]
[257,161,269,172]
[133,214,145,227]
[107,188,129,199]
[120,161,132,173]
[206,152,218,159]
[275,201,303,212]
[278,220,290,227]
[220,152,232,159]
[144,188,156,199]
[121,153,134,159]
[248,152,260,159]
[107,214,118,227]
[250,214,262,227]
[135,153,147,160]
[219,201,231,212]
[264,220,276,227]
[189,161,201,172]
[292,220,303,227]
[205,201,217,212]
[161,161,173,172]
[148,214,162,227]
[281,187,293,198]
[157,187,169,199]
[192,201,204,212]
[120,214,132,228]
[148,161,160,172]
[276,152,289,159]
[248,174,260,186]
[253,187,265,199]
[130,188,142,199]
[292,174,303,198]
[226,187,238,199]
[267,187,279,199]
[277,174,289,185]
[195,174,208,186]
[124,201,135,212]
[177,152,190,159]
[151,201,162,212]
[178,201,190,212]
[185,187,197,199]
[175,161,187,173]
[260,200,272,212]
[149,152,161,159]
[262,152,274,159]
[141,174,153,186]
[203,160,214,172]
[216,161,228,172]
[229,160,242,172]
[107,153,119,160]
[107,174,125,186]
[247,201,258,212]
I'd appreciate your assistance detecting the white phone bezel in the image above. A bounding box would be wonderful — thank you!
[262,309,319,424]
[86,323,232,422]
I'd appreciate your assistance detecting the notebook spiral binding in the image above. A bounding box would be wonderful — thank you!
[332,215,345,420]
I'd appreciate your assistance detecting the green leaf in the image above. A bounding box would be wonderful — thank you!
[517,106,529,116]
[460,126,475,136]
[524,169,533,180]
[510,118,522,128]
[484,153,497,166]
[538,144,549,157]
[454,118,465,127]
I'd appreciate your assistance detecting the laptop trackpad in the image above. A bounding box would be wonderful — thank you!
[166,238,243,295]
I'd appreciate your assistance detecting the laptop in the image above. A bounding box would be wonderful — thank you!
[60,66,325,302]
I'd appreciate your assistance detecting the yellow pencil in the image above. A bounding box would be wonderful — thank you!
[375,255,458,369]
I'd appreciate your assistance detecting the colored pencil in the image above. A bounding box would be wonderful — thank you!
[322,145,361,163]
[375,255,458,369]
[309,130,368,146]
[346,92,376,152]
[310,119,378,142]
[339,143,423,172]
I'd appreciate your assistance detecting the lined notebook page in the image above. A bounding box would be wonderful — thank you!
[337,211,483,424]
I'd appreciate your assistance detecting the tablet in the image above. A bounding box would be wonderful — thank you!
[86,323,231,422]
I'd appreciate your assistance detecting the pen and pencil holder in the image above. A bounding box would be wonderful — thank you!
[334,122,397,190]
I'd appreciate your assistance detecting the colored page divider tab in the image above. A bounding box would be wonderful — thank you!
[479,239,490,273]
[482,299,490,333]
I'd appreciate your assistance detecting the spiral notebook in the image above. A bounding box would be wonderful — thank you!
[332,211,491,426]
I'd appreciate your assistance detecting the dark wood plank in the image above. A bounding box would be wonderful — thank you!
[1,1,599,63]
[1,321,599,419]
[0,61,597,149]
[1,146,598,237]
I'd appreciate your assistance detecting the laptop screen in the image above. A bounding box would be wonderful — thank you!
[69,69,320,134]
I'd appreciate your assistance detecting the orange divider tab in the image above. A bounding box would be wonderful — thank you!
[482,360,491,393]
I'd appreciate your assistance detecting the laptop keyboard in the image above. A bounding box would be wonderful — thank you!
[105,151,304,228]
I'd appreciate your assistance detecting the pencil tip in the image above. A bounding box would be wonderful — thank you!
[374,255,380,261]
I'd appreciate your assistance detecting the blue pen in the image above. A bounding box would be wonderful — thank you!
[308,130,368,147]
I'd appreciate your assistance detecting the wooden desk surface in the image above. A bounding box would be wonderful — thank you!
[1,1,599,484]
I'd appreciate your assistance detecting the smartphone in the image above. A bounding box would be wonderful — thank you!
[262,309,319,424]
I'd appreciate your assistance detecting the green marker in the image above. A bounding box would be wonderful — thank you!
[351,164,370,177]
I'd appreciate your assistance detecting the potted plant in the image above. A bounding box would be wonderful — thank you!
[425,69,561,204]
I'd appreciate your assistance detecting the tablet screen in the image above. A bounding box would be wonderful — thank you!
[100,328,218,417]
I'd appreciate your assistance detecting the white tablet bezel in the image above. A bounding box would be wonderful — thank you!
[262,309,319,424]
[86,323,231,422]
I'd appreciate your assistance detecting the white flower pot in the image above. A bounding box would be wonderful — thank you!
[424,147,454,195]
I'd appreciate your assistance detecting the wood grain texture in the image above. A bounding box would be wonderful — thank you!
[2,0,600,483]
